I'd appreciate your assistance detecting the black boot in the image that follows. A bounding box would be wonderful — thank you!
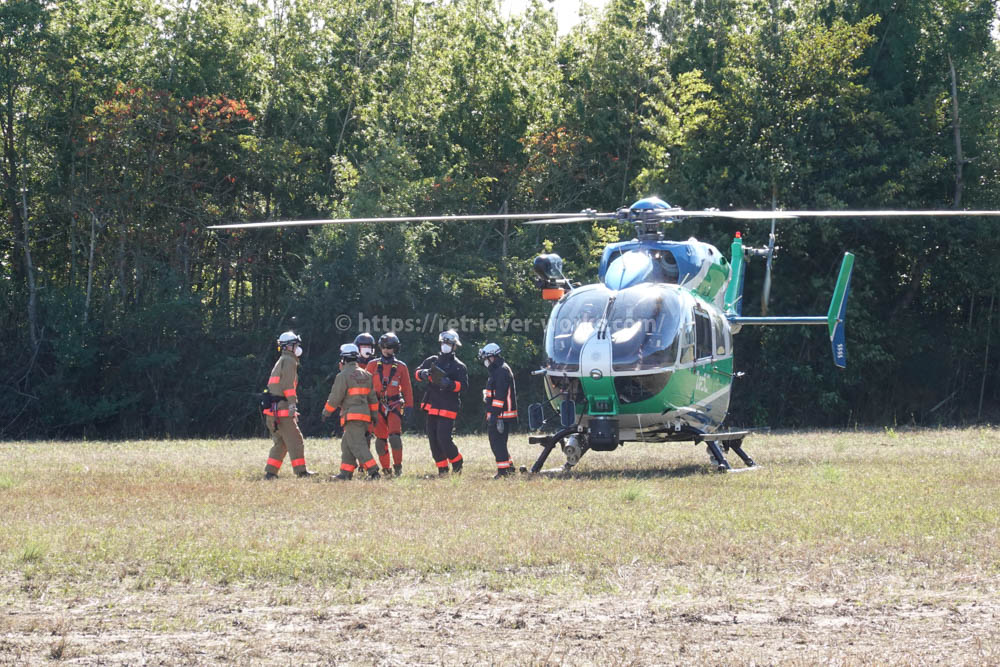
[366,469,381,481]
[296,469,317,478]
[330,471,352,482]
[451,459,463,475]
[438,467,450,476]
[492,467,512,480]
[393,464,402,477]
[264,472,278,480]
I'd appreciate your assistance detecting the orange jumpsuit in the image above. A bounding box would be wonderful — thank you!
[366,355,414,472]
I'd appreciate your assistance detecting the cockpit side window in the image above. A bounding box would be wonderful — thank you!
[679,318,695,364]
[711,311,729,356]
[694,307,713,360]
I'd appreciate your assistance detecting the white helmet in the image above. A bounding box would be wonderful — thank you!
[438,329,461,347]
[277,331,302,348]
[339,343,360,362]
[477,342,501,361]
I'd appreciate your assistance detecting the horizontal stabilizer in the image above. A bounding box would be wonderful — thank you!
[727,252,854,368]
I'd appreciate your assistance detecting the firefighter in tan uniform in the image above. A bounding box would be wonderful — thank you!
[263,331,316,479]
[323,343,382,481]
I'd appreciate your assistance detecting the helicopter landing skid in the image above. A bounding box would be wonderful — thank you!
[699,432,758,473]
[527,426,585,474]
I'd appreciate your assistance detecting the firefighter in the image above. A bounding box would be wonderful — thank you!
[414,330,468,475]
[354,332,377,450]
[366,332,414,477]
[478,342,518,478]
[263,331,316,479]
[322,343,381,481]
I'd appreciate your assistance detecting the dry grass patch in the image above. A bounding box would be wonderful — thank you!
[2,427,999,663]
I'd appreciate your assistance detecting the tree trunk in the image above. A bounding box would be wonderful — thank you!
[948,54,964,209]
[977,289,994,422]
[85,212,99,326]
[20,189,38,349]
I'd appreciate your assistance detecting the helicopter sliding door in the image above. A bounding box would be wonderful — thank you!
[688,302,732,427]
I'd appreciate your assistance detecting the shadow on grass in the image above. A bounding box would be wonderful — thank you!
[535,463,711,481]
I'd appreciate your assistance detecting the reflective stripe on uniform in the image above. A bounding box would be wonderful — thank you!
[341,462,356,472]
[324,402,336,413]
[436,459,449,468]
[450,453,463,464]
[263,409,292,417]
[491,399,504,407]
[343,412,371,423]
[348,387,368,395]
[291,458,305,467]
[497,460,512,469]
[452,381,462,392]
[500,410,518,419]
[425,407,457,419]
[268,375,281,384]
[362,459,377,470]
[267,457,283,469]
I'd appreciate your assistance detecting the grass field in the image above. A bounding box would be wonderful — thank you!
[2,428,999,664]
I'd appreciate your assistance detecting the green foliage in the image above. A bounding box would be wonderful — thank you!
[1,0,999,438]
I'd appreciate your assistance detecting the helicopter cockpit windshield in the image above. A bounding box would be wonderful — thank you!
[545,285,611,371]
[608,284,684,371]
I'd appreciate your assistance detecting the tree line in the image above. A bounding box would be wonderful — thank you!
[2,0,999,439]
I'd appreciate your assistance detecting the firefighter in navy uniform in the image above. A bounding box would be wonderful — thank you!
[322,343,381,481]
[366,332,414,477]
[263,331,316,479]
[478,343,518,478]
[414,330,467,475]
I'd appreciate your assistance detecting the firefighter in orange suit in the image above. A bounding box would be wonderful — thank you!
[263,331,316,479]
[323,343,381,480]
[414,330,467,475]
[478,342,518,478]
[366,332,413,477]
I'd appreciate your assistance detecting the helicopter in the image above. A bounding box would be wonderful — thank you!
[211,199,1000,474]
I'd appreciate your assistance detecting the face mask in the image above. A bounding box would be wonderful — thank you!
[294,346,303,357]
[440,344,453,354]
[360,346,373,357]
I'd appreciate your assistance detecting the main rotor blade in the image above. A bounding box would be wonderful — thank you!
[523,214,619,225]
[209,207,1000,230]
[208,212,594,230]
[677,209,1000,219]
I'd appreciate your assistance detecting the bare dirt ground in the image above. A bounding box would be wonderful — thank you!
[4,569,999,665]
